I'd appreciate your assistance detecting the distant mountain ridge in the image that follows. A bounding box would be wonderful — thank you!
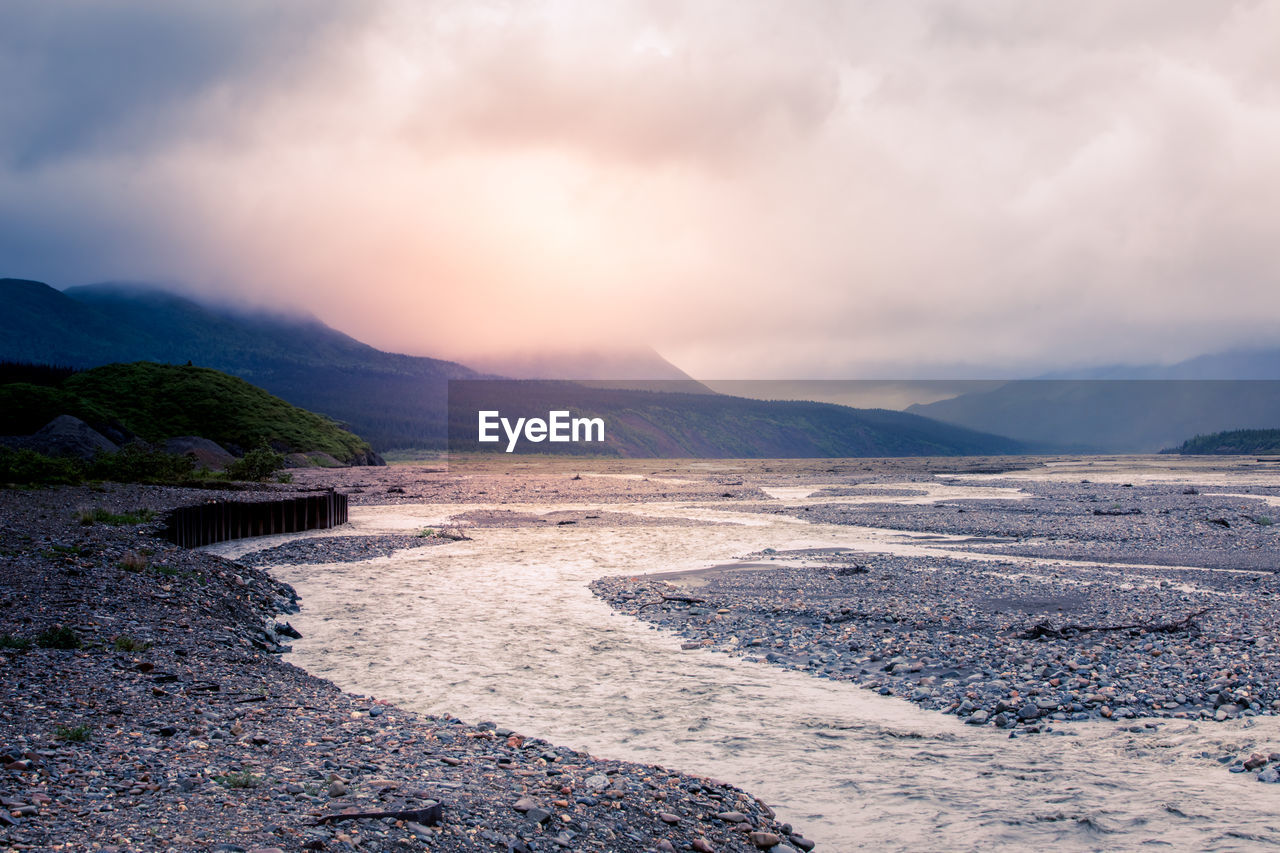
[908,379,1280,452]
[462,346,698,382]
[1,277,1031,456]
[1,278,478,449]
[1036,348,1280,380]
[448,380,1028,457]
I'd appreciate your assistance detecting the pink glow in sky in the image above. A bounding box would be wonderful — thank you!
[2,1,1279,377]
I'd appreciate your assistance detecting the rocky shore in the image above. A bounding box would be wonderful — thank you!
[0,483,810,852]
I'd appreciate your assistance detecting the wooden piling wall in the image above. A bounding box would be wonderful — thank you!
[161,490,348,548]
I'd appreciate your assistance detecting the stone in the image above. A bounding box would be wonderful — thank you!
[749,831,782,849]
[163,436,236,470]
[404,821,434,839]
[692,840,715,853]
[327,780,347,797]
[659,812,681,824]
[790,835,816,851]
[1259,768,1280,784]
[1018,703,1040,720]
[25,415,118,460]
[513,796,541,812]
[715,811,749,824]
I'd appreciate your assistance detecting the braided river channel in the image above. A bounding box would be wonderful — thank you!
[210,466,1280,852]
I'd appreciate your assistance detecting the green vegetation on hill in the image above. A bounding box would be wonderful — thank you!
[63,362,372,461]
[1165,428,1280,455]
[0,383,114,436]
[1,361,374,463]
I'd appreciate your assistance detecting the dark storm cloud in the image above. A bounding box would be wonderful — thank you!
[0,1,367,169]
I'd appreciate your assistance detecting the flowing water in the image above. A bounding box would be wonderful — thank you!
[208,479,1280,852]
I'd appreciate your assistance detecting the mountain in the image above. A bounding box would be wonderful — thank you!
[0,361,377,463]
[448,380,1026,457]
[1037,348,1280,380]
[1,277,1029,456]
[908,380,1280,453]
[1165,428,1280,455]
[461,346,697,381]
[0,279,479,449]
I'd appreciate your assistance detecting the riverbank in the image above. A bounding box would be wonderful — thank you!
[0,482,811,852]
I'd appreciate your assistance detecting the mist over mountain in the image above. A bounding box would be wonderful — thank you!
[1036,349,1280,380]
[2,277,1030,455]
[448,380,1027,458]
[461,347,695,382]
[908,380,1280,453]
[1,278,478,449]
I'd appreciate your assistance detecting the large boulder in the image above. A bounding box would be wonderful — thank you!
[26,415,117,460]
[351,449,387,466]
[163,436,236,471]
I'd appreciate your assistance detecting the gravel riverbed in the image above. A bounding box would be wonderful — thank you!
[0,482,810,853]
[590,467,1280,787]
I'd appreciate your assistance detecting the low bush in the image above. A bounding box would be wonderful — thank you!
[0,447,82,486]
[224,445,287,482]
[36,625,81,649]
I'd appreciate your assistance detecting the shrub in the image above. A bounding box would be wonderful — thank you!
[224,445,286,482]
[0,448,82,486]
[85,444,194,484]
[0,634,34,651]
[36,625,81,649]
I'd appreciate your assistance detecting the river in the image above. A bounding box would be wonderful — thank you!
[208,470,1280,852]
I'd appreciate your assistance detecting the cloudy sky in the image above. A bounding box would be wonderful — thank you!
[2,1,1278,377]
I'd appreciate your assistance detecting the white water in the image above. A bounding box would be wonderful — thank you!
[209,491,1280,852]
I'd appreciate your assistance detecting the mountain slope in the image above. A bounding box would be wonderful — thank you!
[2,278,1029,457]
[1165,429,1280,455]
[1,279,479,449]
[908,380,1280,452]
[1,362,377,463]
[1038,348,1280,380]
[448,381,1026,457]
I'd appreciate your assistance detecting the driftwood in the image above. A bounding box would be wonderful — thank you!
[1015,607,1212,640]
[313,803,443,826]
[636,595,706,612]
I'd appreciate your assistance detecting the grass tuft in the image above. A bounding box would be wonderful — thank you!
[213,770,262,789]
[118,551,149,572]
[54,724,91,742]
[112,634,152,653]
[78,506,156,526]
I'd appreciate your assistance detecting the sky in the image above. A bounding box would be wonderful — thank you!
[2,0,1279,378]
